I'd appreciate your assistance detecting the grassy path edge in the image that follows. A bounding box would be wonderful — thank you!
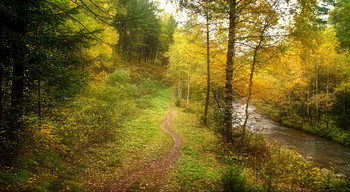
[108,90,182,191]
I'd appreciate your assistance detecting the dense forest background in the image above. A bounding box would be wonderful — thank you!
[0,0,176,159]
[167,0,350,145]
[1,0,350,191]
[0,0,177,190]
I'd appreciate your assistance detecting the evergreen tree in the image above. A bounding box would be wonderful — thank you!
[330,0,350,49]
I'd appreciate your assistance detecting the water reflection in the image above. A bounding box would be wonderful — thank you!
[233,102,350,179]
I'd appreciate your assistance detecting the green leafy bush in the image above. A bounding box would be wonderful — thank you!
[108,68,130,84]
[221,165,249,192]
[175,98,181,107]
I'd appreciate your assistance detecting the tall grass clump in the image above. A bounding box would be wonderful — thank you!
[218,131,349,192]
[221,164,249,192]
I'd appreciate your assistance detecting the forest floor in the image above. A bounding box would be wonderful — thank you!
[90,58,222,192]
[107,91,183,192]
[2,57,347,191]
[90,59,348,192]
[64,58,223,192]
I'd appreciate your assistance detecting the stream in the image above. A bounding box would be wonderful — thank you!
[233,102,350,179]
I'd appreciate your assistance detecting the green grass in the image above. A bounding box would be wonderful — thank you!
[74,63,173,190]
[0,58,173,191]
[167,106,223,191]
[118,87,172,169]
[3,56,348,191]
[158,96,349,192]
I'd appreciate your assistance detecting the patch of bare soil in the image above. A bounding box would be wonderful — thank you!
[107,93,182,192]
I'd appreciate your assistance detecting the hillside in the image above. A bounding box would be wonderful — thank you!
[1,0,350,191]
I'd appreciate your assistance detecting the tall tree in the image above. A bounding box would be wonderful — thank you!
[223,0,238,142]
[330,0,350,49]
[114,0,161,63]
[174,0,218,125]
[158,13,178,66]
[0,0,119,163]
[204,10,211,125]
[241,0,280,146]
[167,30,205,105]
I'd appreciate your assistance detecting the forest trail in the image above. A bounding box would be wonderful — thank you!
[108,91,182,192]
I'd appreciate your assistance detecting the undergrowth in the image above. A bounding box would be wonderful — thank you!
[168,105,223,191]
[0,58,172,191]
[2,55,348,191]
[166,96,349,191]
[223,132,349,191]
[254,100,350,147]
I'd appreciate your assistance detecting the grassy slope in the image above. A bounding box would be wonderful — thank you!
[126,102,224,192]
[168,106,223,191]
[2,55,348,191]
[82,56,348,191]
[160,103,349,192]
[0,57,173,191]
[77,58,174,190]
[107,59,348,191]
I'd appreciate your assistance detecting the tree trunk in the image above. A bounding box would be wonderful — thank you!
[326,62,329,129]
[224,0,236,143]
[138,45,142,64]
[187,63,190,108]
[241,34,263,146]
[11,52,25,111]
[178,76,181,99]
[179,77,183,99]
[178,76,183,99]
[307,83,311,125]
[0,66,3,123]
[204,11,210,125]
[10,43,25,140]
[343,90,346,117]
[316,61,319,124]
[128,45,132,62]
[38,79,41,123]
[154,47,159,65]
[212,88,222,110]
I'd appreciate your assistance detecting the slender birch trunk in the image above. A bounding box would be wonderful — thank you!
[241,33,264,146]
[154,47,159,65]
[187,63,190,108]
[204,11,210,125]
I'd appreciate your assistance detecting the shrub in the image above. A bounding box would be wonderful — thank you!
[108,68,130,84]
[221,164,249,192]
[213,109,225,136]
[175,99,181,107]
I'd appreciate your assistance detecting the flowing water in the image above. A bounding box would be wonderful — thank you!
[233,102,350,179]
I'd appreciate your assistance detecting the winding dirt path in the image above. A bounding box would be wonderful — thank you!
[108,92,182,191]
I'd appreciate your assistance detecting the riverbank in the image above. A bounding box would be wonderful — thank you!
[251,99,350,147]
[233,100,350,179]
[160,97,349,191]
